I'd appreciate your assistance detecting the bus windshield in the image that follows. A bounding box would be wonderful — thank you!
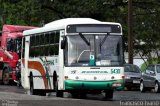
[65,34,123,66]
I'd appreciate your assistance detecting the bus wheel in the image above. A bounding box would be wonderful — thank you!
[2,69,10,85]
[104,90,113,100]
[39,91,46,96]
[79,92,87,99]
[53,72,57,91]
[55,81,63,97]
[70,92,78,98]
[29,74,38,95]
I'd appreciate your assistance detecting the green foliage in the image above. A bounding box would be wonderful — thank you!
[0,0,160,62]
[141,58,160,71]
[0,0,42,26]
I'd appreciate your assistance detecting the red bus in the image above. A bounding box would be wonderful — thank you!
[0,24,36,85]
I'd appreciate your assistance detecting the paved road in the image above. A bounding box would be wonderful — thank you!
[1,85,160,106]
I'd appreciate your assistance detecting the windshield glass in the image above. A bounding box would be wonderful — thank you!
[65,34,123,66]
[156,65,160,73]
[124,65,140,73]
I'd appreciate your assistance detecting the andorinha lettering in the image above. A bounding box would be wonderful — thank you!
[43,60,55,66]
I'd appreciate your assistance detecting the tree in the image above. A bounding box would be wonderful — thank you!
[133,0,160,64]
[0,0,42,26]
[0,0,160,64]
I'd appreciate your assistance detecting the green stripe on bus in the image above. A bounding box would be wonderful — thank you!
[64,79,124,90]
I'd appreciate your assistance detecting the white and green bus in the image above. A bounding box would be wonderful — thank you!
[21,18,124,99]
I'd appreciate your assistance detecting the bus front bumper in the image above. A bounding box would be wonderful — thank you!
[64,79,124,91]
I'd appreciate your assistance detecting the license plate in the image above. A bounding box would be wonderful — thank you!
[112,83,122,87]
[133,80,140,84]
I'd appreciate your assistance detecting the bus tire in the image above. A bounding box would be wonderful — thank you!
[29,74,38,95]
[104,90,113,100]
[53,72,57,91]
[79,92,87,99]
[70,92,79,98]
[2,68,10,85]
[55,81,63,97]
[39,91,46,96]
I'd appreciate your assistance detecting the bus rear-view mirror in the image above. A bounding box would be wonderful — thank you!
[61,37,66,49]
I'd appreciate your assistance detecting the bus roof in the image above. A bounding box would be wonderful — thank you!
[23,18,121,35]
[44,18,100,27]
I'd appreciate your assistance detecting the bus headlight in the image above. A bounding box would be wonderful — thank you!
[75,76,79,80]
[65,76,68,79]
[125,76,130,79]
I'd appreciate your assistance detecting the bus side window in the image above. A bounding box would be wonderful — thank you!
[44,33,50,56]
[55,31,60,55]
[55,31,60,43]
[50,31,60,55]
[39,34,44,56]
[30,35,38,57]
[50,32,55,55]
[30,35,35,57]
[40,33,44,45]
[36,35,41,56]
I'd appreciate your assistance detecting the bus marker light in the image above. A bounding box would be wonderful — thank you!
[75,76,79,79]
[111,76,115,79]
[64,76,68,79]
[122,75,125,79]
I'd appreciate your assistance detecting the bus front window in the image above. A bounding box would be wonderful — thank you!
[65,34,123,66]
[97,35,123,66]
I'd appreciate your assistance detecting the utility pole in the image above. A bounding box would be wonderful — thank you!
[128,0,133,64]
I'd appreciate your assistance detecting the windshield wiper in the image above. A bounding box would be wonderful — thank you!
[79,33,90,46]
[99,33,109,55]
[100,33,109,47]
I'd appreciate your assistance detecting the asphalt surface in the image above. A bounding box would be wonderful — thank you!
[0,85,160,106]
